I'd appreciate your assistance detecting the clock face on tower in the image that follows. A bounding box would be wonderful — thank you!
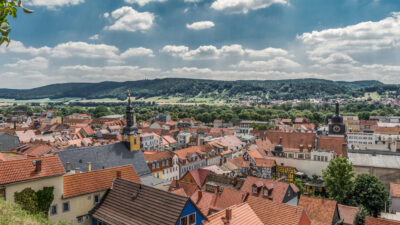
[333,125,341,133]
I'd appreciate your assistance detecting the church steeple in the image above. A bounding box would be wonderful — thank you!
[122,91,141,151]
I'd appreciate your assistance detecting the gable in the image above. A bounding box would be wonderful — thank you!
[177,200,205,225]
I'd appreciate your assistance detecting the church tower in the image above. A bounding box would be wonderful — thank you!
[122,92,141,151]
[328,101,346,136]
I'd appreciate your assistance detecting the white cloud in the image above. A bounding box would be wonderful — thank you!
[184,0,202,2]
[298,12,400,58]
[161,45,190,57]
[104,12,110,18]
[120,47,155,58]
[51,42,120,58]
[0,41,51,55]
[4,57,49,70]
[25,0,84,9]
[210,0,287,14]
[186,21,215,30]
[234,57,301,71]
[245,47,288,58]
[124,0,165,6]
[89,34,99,40]
[105,6,154,32]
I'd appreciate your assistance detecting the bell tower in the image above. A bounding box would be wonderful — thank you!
[329,101,346,136]
[122,91,141,151]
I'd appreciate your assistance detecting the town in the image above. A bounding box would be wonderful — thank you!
[0,94,399,225]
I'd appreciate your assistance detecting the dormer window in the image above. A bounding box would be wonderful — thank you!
[263,188,268,197]
[252,185,258,194]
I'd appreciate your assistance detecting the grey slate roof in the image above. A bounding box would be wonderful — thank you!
[0,132,20,152]
[90,178,190,225]
[56,142,151,177]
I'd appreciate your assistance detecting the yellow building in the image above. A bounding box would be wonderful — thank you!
[275,165,297,183]
[53,165,141,224]
[121,94,141,151]
[0,156,65,218]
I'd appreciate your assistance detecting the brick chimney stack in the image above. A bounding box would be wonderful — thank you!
[75,168,80,174]
[86,162,92,172]
[116,170,121,178]
[66,162,71,172]
[224,208,232,224]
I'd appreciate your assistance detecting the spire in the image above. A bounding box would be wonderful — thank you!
[123,90,138,134]
[335,101,339,115]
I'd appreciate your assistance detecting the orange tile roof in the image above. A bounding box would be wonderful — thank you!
[63,165,141,198]
[254,158,276,168]
[171,188,188,197]
[191,188,247,215]
[298,195,338,225]
[241,176,296,203]
[228,157,250,168]
[204,203,263,225]
[143,150,175,162]
[247,149,264,159]
[338,204,359,225]
[390,182,400,198]
[169,180,198,197]
[317,136,347,157]
[365,217,400,225]
[246,195,311,225]
[189,168,211,187]
[0,155,65,185]
[266,131,316,152]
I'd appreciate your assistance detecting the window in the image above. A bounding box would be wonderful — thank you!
[77,216,83,223]
[180,216,188,225]
[63,202,70,212]
[263,189,268,197]
[94,194,100,205]
[189,213,196,224]
[50,205,57,215]
[252,186,258,194]
[0,187,5,199]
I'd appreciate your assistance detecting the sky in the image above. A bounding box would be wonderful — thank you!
[1,0,400,88]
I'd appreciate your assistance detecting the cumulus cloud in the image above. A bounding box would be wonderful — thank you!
[50,42,120,58]
[25,0,84,9]
[104,6,154,32]
[210,0,287,14]
[298,12,400,58]
[89,34,99,40]
[161,44,290,60]
[186,21,215,30]
[233,57,301,71]
[120,47,155,58]
[124,0,165,6]
[4,57,49,70]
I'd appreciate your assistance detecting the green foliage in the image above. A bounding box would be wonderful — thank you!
[354,206,369,225]
[0,0,33,46]
[350,174,390,217]
[294,178,304,196]
[0,198,67,225]
[322,157,355,204]
[36,187,54,216]
[14,187,54,218]
[358,111,370,120]
[0,78,387,100]
[14,188,39,215]
[93,105,109,118]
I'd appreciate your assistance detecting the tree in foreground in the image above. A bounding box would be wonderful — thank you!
[350,174,390,217]
[0,0,33,45]
[322,157,355,204]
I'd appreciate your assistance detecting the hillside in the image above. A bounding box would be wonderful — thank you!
[0,78,387,101]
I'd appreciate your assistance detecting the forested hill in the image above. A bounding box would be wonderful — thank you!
[0,78,386,100]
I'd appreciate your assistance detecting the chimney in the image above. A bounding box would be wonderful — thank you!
[34,160,42,173]
[299,144,304,152]
[13,121,16,130]
[224,208,232,224]
[197,190,202,202]
[75,168,80,174]
[116,170,121,178]
[86,162,92,172]
[66,162,71,172]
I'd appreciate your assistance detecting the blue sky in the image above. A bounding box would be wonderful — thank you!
[1,0,400,88]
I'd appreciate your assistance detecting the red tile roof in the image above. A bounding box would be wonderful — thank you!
[191,188,247,215]
[0,155,65,185]
[241,176,296,203]
[246,195,311,225]
[338,204,360,225]
[365,217,400,225]
[317,136,347,157]
[390,182,400,198]
[204,203,264,225]
[143,150,176,162]
[254,158,276,168]
[63,165,141,198]
[266,131,316,152]
[189,168,212,187]
[169,180,198,197]
[247,149,264,159]
[298,195,338,225]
